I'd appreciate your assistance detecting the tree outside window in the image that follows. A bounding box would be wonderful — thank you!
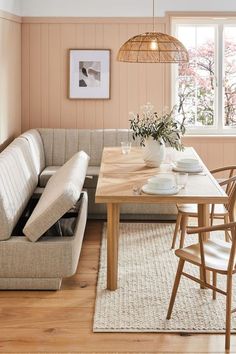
[174,21,236,130]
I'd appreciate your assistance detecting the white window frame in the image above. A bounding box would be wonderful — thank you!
[171,17,236,135]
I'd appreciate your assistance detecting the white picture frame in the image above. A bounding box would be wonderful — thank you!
[69,49,110,99]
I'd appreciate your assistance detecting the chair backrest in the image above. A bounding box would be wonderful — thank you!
[211,165,236,194]
[219,175,236,219]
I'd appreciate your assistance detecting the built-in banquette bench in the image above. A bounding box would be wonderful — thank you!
[36,128,177,219]
[0,128,176,290]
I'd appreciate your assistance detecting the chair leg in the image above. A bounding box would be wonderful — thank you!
[210,206,214,226]
[212,271,217,300]
[224,214,231,242]
[225,274,233,350]
[179,215,188,249]
[171,212,182,249]
[166,259,185,320]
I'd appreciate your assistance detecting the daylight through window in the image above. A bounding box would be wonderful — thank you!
[172,18,236,133]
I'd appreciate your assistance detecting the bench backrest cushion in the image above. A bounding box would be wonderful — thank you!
[0,138,38,240]
[23,150,89,242]
[20,129,45,175]
[38,128,138,167]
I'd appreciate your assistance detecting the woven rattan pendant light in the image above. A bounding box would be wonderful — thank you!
[117,0,189,63]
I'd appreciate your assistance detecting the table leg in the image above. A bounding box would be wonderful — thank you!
[198,203,210,286]
[107,203,120,290]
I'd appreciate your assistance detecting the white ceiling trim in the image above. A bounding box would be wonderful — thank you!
[1,0,236,18]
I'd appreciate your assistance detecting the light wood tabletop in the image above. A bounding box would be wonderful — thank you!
[95,146,228,290]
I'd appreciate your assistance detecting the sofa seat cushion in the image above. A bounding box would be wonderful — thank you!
[0,138,38,241]
[23,151,89,242]
[39,165,100,188]
[39,166,60,187]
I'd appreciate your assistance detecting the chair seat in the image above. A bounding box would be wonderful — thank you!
[175,240,234,274]
[177,203,227,216]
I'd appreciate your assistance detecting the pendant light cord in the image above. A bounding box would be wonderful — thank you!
[152,0,155,32]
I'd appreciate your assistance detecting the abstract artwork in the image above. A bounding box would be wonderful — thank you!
[69,49,110,99]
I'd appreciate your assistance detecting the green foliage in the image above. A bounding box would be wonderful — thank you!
[129,103,186,151]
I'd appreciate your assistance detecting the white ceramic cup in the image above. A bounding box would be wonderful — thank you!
[148,175,175,190]
[121,141,131,154]
[176,158,199,169]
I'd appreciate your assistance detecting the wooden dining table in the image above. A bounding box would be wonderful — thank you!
[95,146,228,291]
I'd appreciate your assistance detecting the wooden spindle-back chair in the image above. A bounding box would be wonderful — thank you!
[171,166,236,249]
[167,221,236,350]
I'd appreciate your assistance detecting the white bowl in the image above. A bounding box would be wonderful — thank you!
[177,158,200,169]
[147,176,175,190]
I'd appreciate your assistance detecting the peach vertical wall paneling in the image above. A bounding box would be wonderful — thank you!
[182,136,236,171]
[126,23,140,121]
[21,18,169,131]
[119,23,128,128]
[48,24,61,128]
[0,11,21,149]
[41,24,49,127]
[104,23,120,128]
[61,24,77,128]
[29,24,41,128]
[21,23,30,132]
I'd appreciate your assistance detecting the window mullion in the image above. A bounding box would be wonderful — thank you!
[217,23,224,131]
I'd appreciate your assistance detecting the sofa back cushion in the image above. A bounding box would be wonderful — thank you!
[38,128,138,167]
[23,151,89,242]
[20,129,45,175]
[0,138,38,240]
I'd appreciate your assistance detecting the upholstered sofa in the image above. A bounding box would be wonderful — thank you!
[35,128,177,219]
[0,131,89,290]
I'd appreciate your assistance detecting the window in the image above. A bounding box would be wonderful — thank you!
[172,18,236,134]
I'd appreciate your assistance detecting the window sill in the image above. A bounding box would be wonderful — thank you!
[183,134,236,139]
[182,134,236,142]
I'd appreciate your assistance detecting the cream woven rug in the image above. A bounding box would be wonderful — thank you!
[93,222,236,333]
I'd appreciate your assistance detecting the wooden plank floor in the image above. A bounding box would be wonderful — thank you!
[0,220,234,353]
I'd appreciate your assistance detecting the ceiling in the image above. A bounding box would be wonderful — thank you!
[1,0,236,17]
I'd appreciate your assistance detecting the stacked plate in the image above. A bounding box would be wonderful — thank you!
[173,158,203,173]
[142,174,179,195]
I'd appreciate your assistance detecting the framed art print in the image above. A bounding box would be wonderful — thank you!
[69,49,110,99]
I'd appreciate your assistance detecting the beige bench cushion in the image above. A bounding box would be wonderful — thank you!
[23,151,89,242]
[39,165,100,188]
[20,129,45,175]
[0,138,38,241]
